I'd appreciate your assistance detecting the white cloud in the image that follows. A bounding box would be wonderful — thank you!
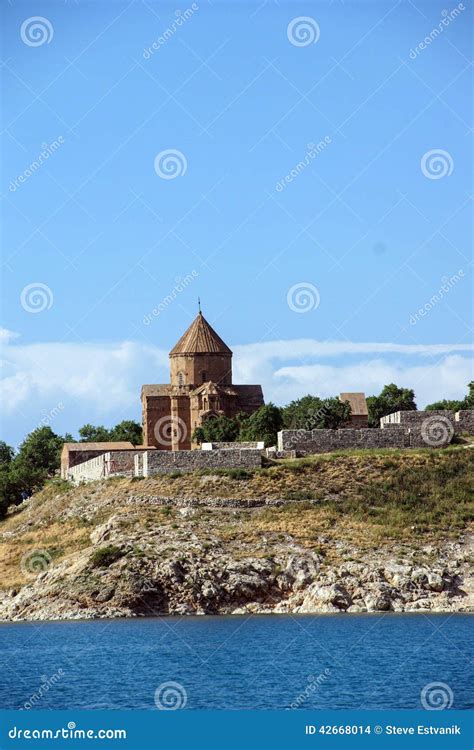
[0,333,472,445]
[233,340,473,406]
[0,328,19,344]
[264,356,473,408]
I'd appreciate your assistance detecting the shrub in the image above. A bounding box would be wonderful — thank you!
[90,545,123,568]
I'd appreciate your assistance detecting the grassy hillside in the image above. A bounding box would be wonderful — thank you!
[0,447,472,592]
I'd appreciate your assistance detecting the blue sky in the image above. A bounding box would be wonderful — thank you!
[1,0,472,446]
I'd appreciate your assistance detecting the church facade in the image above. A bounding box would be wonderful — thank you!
[141,312,264,450]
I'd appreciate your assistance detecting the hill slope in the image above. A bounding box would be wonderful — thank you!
[0,449,473,621]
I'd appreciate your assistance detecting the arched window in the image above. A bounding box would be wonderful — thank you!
[178,371,185,386]
[201,371,207,383]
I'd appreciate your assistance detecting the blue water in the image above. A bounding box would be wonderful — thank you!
[0,614,472,710]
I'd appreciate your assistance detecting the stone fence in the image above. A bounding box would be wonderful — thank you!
[67,447,263,483]
[380,409,473,434]
[141,448,262,476]
[455,410,474,433]
[278,427,408,454]
[201,441,265,450]
[278,409,474,455]
[67,450,139,484]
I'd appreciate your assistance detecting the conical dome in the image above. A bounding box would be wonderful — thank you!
[170,312,232,356]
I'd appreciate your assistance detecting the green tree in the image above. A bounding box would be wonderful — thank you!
[367,383,417,427]
[425,399,463,412]
[15,427,63,474]
[110,420,142,445]
[319,397,352,429]
[78,424,111,442]
[238,403,283,447]
[0,467,13,519]
[193,415,240,445]
[8,426,64,499]
[0,441,14,466]
[425,382,474,412]
[282,395,325,430]
[282,395,351,430]
[462,381,474,409]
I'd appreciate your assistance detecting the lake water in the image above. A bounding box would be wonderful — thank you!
[0,614,472,710]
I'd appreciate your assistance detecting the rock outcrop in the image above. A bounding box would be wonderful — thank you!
[0,453,472,622]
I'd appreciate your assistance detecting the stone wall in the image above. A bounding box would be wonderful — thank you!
[141,449,262,476]
[201,441,265,450]
[277,410,474,455]
[380,410,454,428]
[455,410,474,434]
[278,428,408,454]
[68,451,141,484]
[380,409,474,439]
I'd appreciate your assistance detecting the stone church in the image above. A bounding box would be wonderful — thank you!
[141,311,264,450]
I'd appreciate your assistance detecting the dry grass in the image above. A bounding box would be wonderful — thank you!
[1,448,472,587]
[0,522,91,588]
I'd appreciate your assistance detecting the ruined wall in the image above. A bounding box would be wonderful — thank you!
[277,428,408,454]
[141,449,262,476]
[455,410,474,434]
[380,410,454,428]
[201,441,265,450]
[380,409,474,441]
[68,451,142,484]
[277,410,474,455]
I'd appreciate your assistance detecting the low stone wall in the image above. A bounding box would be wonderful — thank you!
[380,409,474,440]
[68,451,139,484]
[142,449,262,476]
[201,441,265,451]
[278,428,408,454]
[455,410,474,434]
[380,410,453,428]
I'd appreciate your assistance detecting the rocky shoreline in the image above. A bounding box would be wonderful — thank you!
[1,512,472,623]
[1,454,472,622]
